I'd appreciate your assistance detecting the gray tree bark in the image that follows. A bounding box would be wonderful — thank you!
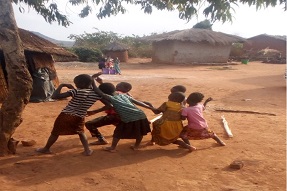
[0,0,33,156]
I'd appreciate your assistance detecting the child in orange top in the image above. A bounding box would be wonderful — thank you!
[146,92,196,152]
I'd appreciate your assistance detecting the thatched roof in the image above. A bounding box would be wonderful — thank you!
[141,28,245,45]
[103,41,129,51]
[248,34,286,41]
[0,28,77,58]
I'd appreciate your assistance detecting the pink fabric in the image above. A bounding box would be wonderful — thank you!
[181,103,208,130]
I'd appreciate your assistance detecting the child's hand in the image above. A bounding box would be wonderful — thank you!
[152,108,161,114]
[206,97,213,102]
[96,76,103,84]
[92,72,102,78]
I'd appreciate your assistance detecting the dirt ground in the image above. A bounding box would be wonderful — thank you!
[0,58,286,191]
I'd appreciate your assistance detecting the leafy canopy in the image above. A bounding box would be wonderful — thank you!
[69,29,152,58]
[193,19,213,30]
[13,0,286,27]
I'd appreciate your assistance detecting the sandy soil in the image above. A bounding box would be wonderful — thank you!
[0,58,286,191]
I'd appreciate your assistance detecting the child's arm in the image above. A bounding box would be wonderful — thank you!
[95,76,103,84]
[51,83,74,99]
[181,108,187,120]
[152,109,162,114]
[91,74,110,100]
[126,92,133,97]
[92,72,103,84]
[86,99,113,116]
[131,98,163,115]
[203,97,213,107]
[130,98,156,111]
[151,102,167,115]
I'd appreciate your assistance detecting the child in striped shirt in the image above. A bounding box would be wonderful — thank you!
[36,74,107,156]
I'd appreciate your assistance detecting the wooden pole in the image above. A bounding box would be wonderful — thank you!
[221,115,233,138]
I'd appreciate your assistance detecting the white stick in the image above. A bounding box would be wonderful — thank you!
[221,115,233,138]
[150,114,162,123]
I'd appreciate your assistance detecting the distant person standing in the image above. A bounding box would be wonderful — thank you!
[114,57,121,75]
[105,56,113,69]
[98,57,106,69]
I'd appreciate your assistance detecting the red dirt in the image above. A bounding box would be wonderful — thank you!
[0,58,286,191]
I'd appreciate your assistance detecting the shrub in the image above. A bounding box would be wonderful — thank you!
[71,47,102,62]
[230,43,244,57]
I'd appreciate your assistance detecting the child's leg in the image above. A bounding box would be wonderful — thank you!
[85,116,107,137]
[36,134,59,154]
[78,133,93,156]
[111,137,120,149]
[212,134,226,146]
[131,136,143,150]
[85,115,114,144]
[104,137,120,152]
[181,138,190,145]
[144,135,155,147]
[173,140,196,152]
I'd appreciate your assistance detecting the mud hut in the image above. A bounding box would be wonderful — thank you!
[0,28,78,102]
[243,34,286,59]
[103,42,129,62]
[142,28,245,64]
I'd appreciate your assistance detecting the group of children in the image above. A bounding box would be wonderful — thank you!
[98,56,121,75]
[36,72,226,156]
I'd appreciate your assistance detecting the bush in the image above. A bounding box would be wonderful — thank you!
[71,47,102,62]
[230,43,244,57]
[128,44,152,58]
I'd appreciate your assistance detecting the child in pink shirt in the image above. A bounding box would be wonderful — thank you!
[180,92,226,150]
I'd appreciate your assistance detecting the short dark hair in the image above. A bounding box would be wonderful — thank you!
[73,74,92,89]
[99,83,116,95]
[186,92,204,105]
[116,82,132,93]
[168,92,185,103]
[170,85,186,93]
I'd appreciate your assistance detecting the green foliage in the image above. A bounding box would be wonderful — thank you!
[230,43,244,57]
[13,0,286,27]
[128,42,152,58]
[69,30,152,58]
[69,29,120,50]
[13,0,71,26]
[193,19,213,30]
[121,35,152,57]
[71,47,103,62]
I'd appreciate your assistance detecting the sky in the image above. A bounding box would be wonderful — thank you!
[13,1,287,41]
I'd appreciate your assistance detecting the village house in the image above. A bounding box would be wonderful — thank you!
[0,28,78,102]
[103,41,129,62]
[243,34,286,55]
[142,28,245,64]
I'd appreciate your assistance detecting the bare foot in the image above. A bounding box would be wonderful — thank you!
[103,146,117,153]
[35,148,52,154]
[144,141,155,147]
[130,145,142,151]
[90,140,109,145]
[218,140,226,146]
[188,146,197,152]
[83,149,93,156]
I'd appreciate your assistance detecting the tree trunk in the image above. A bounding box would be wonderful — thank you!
[0,0,33,156]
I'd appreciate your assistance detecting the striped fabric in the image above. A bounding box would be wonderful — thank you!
[108,94,147,123]
[62,89,101,117]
